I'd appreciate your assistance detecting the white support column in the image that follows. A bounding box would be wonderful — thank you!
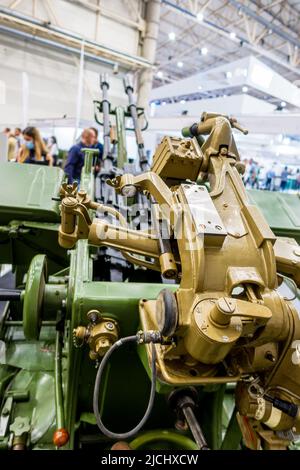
[73,40,85,143]
[137,0,161,112]
[21,71,29,129]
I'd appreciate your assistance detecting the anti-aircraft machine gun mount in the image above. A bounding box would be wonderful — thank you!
[57,111,300,450]
[1,106,300,450]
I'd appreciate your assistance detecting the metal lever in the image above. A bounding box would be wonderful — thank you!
[168,387,210,450]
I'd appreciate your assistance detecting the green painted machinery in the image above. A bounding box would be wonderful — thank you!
[248,189,300,244]
[0,161,230,450]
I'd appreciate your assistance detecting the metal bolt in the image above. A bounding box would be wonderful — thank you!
[105,322,114,331]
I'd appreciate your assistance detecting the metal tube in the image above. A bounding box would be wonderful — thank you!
[182,406,209,450]
[124,75,148,170]
[115,106,127,169]
[228,0,300,50]
[0,25,115,68]
[100,74,113,171]
[0,7,152,68]
[74,40,85,143]
[0,289,22,301]
[54,331,65,430]
[5,321,57,326]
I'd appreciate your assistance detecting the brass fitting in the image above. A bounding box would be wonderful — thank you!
[159,252,177,279]
[73,310,119,359]
[88,320,119,359]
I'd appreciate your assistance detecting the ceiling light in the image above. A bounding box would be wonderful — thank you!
[180,99,186,104]
[168,31,176,41]
[198,85,202,90]
[230,32,236,39]
[242,86,248,92]
[162,101,167,106]
[156,71,163,78]
[177,61,183,68]
[281,101,287,107]
[197,12,204,21]
[226,71,232,79]
[201,47,208,55]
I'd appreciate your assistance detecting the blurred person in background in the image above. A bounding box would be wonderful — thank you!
[89,127,103,174]
[17,127,53,166]
[280,166,289,191]
[296,169,300,191]
[64,128,93,183]
[48,136,59,166]
[265,165,276,191]
[14,128,23,151]
[246,159,259,189]
[3,128,17,161]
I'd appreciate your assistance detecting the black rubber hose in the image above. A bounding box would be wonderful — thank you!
[0,289,22,301]
[93,335,157,440]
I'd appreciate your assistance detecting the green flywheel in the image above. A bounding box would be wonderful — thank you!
[23,254,48,340]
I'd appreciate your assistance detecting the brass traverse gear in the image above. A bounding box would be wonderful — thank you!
[58,111,300,448]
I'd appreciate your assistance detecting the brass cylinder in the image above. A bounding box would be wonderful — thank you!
[184,300,241,364]
[159,252,177,279]
[210,297,236,326]
[61,197,77,234]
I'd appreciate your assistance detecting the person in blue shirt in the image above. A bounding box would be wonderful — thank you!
[280,166,289,191]
[64,129,93,183]
[90,127,103,173]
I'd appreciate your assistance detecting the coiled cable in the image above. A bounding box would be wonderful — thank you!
[93,334,157,440]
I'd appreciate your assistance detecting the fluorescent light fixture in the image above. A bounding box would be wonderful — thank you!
[250,63,273,89]
[230,32,236,39]
[201,47,208,55]
[177,61,183,68]
[168,31,176,41]
[197,12,204,21]
[242,86,248,92]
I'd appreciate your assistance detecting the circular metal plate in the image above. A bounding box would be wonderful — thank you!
[23,255,47,340]
[156,288,178,337]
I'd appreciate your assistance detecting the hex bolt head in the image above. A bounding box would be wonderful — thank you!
[105,322,114,331]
